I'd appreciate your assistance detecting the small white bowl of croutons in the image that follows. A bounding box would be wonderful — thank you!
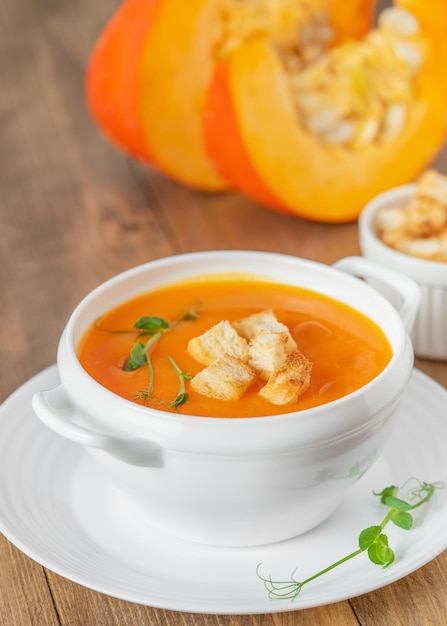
[359,169,447,361]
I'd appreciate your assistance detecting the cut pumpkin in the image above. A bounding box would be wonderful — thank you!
[85,0,160,161]
[138,0,229,191]
[204,0,447,222]
[86,0,376,193]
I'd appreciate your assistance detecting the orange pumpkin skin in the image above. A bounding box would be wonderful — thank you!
[203,63,287,213]
[86,0,230,191]
[204,0,447,223]
[85,0,160,162]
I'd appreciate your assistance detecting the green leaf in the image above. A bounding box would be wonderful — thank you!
[257,480,443,601]
[383,495,412,511]
[134,316,169,333]
[390,510,413,530]
[123,341,147,371]
[358,525,382,550]
[367,535,395,566]
[373,485,398,504]
[179,306,199,322]
[171,392,189,407]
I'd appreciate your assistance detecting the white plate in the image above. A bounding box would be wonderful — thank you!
[1,365,447,615]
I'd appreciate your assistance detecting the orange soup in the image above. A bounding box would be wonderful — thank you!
[77,275,393,417]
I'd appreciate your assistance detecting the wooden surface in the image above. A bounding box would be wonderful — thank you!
[1,1,446,624]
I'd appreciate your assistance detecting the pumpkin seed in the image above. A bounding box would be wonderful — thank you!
[321,121,355,144]
[304,107,341,133]
[391,40,422,71]
[286,5,422,147]
[381,102,406,141]
[355,118,380,145]
[378,7,420,37]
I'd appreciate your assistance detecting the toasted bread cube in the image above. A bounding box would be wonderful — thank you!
[375,206,408,235]
[416,169,447,207]
[233,309,297,352]
[379,228,409,249]
[395,235,447,262]
[248,331,290,380]
[187,320,249,366]
[406,170,447,237]
[259,351,312,406]
[190,353,257,401]
[406,197,447,237]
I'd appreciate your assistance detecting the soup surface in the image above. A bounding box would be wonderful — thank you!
[77,274,393,417]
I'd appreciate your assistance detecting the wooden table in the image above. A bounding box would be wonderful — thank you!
[1,1,446,624]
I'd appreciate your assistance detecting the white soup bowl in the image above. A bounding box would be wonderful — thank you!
[32,251,420,546]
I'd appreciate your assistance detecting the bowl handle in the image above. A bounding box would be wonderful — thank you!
[32,385,162,467]
[333,256,421,333]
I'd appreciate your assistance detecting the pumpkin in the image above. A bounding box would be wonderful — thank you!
[204,0,447,222]
[85,0,160,162]
[137,0,229,191]
[85,0,376,193]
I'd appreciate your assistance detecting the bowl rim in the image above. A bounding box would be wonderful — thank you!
[58,250,411,427]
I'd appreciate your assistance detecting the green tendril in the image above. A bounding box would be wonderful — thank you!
[118,305,199,411]
[257,478,444,602]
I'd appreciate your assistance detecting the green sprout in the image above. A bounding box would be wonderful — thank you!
[103,304,199,412]
[257,479,444,601]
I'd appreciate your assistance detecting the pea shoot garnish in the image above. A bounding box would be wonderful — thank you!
[257,478,444,601]
[114,305,199,411]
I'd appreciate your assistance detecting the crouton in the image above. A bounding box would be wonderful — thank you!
[187,320,249,366]
[233,309,297,352]
[190,353,257,401]
[248,330,290,380]
[407,170,447,237]
[259,351,312,405]
[375,169,447,261]
[379,227,409,249]
[395,234,447,262]
[375,206,408,234]
[416,169,447,207]
[406,197,447,237]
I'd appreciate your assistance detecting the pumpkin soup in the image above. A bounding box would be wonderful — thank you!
[77,274,392,417]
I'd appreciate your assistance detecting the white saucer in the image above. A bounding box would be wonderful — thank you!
[1,365,447,615]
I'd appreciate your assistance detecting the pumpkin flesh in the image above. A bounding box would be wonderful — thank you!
[138,0,230,191]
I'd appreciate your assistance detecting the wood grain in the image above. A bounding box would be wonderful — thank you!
[1,0,446,624]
